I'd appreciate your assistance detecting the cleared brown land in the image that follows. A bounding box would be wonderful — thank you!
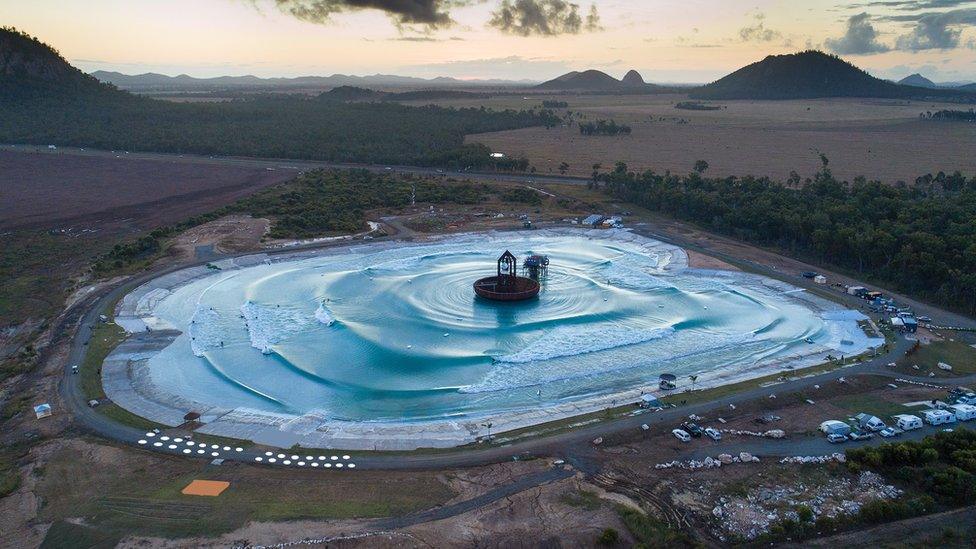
[0,150,291,230]
[445,94,976,183]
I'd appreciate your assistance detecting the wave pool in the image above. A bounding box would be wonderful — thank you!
[111,230,882,447]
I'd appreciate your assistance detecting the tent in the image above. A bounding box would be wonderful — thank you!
[34,403,52,419]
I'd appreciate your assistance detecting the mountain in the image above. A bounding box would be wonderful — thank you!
[535,69,660,92]
[1,27,111,100]
[90,70,534,91]
[691,51,971,100]
[621,70,646,87]
[898,73,938,88]
[958,83,976,92]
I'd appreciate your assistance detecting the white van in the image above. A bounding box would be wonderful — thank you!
[672,429,691,442]
[894,414,923,431]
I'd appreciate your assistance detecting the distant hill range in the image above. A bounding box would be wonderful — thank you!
[897,73,976,90]
[535,69,665,92]
[90,70,534,92]
[692,51,975,101]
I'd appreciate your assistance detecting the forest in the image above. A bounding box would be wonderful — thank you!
[596,161,976,315]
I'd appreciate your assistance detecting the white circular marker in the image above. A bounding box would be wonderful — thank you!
[146,432,155,437]
[187,441,195,446]
[348,463,356,468]
[160,436,170,441]
[311,462,319,467]
[255,457,263,462]
[283,460,291,465]
[277,453,286,459]
[268,458,277,463]
[305,455,313,460]
[138,439,147,445]
[211,444,220,449]
[235,447,243,452]
[336,463,344,468]
[197,449,205,454]
[174,438,183,443]
[290,455,299,460]
[265,451,273,456]
[211,452,219,457]
[153,442,163,447]
[168,444,177,449]
[342,455,350,460]
[183,449,191,454]
[298,461,305,466]
[324,463,332,468]
[331,455,338,460]
[318,456,326,460]
[223,446,231,451]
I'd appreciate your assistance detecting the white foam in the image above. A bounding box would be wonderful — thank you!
[495,324,674,364]
[241,301,320,354]
[314,302,336,326]
[187,305,222,357]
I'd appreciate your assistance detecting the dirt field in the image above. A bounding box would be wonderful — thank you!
[446,94,976,183]
[0,150,291,231]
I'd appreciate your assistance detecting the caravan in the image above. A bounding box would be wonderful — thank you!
[854,413,886,432]
[948,404,976,421]
[893,414,923,431]
[922,409,956,426]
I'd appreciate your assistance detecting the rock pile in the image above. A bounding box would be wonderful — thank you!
[654,452,760,470]
[779,453,846,464]
[721,429,786,439]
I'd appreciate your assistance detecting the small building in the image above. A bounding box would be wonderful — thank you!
[902,317,918,333]
[854,413,886,432]
[33,403,52,419]
[819,420,852,436]
[847,286,867,296]
[890,317,905,330]
[814,275,827,284]
[922,409,956,425]
[894,414,923,430]
[582,214,604,227]
[948,404,976,421]
[639,394,662,408]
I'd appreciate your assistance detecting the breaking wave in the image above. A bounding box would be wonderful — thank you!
[495,324,674,364]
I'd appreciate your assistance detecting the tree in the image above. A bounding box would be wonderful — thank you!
[689,375,698,391]
[693,160,709,174]
[559,162,570,175]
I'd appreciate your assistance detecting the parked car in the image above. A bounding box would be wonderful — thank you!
[71,365,79,374]
[849,431,874,441]
[827,433,848,443]
[704,427,722,441]
[879,427,899,438]
[672,429,691,442]
[681,423,703,437]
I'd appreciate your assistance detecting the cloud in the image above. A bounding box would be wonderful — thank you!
[825,12,891,54]
[892,8,976,50]
[271,0,470,28]
[738,13,782,42]
[488,0,602,36]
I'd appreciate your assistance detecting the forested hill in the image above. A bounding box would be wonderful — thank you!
[691,51,972,100]
[596,163,976,316]
[0,28,555,169]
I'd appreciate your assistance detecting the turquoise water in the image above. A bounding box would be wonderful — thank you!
[146,234,855,422]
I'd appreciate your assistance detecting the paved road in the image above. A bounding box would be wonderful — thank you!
[0,144,590,187]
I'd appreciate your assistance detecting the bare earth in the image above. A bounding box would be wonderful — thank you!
[451,94,976,183]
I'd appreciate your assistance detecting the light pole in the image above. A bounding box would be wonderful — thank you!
[482,421,493,442]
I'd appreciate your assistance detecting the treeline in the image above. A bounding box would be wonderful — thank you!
[94,169,545,269]
[921,109,976,122]
[542,100,569,108]
[1,73,556,171]
[579,120,632,136]
[596,162,976,315]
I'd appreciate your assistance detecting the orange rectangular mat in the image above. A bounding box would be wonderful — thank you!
[181,479,230,496]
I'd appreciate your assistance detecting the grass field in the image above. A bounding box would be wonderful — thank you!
[896,339,976,378]
[446,94,976,184]
[35,441,455,544]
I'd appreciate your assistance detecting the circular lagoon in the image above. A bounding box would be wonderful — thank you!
[110,230,881,448]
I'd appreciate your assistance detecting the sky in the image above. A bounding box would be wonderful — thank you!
[3,0,976,83]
